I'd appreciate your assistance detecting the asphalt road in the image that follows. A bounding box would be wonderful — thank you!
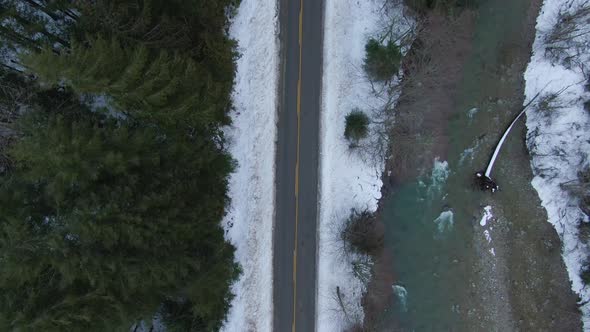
[273,0,324,331]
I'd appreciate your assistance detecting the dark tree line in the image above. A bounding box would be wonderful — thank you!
[403,0,474,12]
[0,0,241,331]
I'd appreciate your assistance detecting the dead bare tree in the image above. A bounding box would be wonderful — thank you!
[331,286,364,332]
[0,70,35,173]
[544,0,590,70]
[561,165,590,217]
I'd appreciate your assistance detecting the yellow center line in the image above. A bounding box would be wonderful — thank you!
[292,0,303,331]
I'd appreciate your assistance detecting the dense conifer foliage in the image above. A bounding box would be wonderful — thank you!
[0,0,241,330]
[363,38,402,82]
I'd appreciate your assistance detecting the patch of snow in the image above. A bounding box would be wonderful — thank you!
[83,94,127,119]
[221,0,279,331]
[480,205,493,226]
[318,0,412,330]
[489,248,496,257]
[523,0,590,328]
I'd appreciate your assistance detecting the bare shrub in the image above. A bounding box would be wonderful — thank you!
[351,256,374,285]
[545,0,590,45]
[561,166,590,217]
[544,0,590,69]
[0,71,33,123]
[536,92,564,114]
[341,209,383,255]
[332,286,364,331]
[344,322,365,332]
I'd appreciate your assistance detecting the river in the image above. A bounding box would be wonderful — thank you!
[370,0,582,330]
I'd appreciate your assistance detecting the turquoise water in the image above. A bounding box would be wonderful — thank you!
[384,162,478,330]
[379,0,536,330]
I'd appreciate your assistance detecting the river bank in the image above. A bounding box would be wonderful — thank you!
[362,0,582,330]
[523,0,590,326]
[362,9,477,329]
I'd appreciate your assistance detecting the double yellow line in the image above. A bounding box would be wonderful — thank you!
[292,0,303,331]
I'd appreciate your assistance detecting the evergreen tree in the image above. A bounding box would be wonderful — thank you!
[0,0,73,55]
[344,110,370,144]
[0,3,69,47]
[363,38,402,82]
[23,36,228,129]
[0,109,239,331]
[26,0,79,21]
[0,0,243,330]
[73,0,239,123]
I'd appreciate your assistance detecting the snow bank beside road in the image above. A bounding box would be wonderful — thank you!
[221,1,279,331]
[523,0,590,327]
[318,0,410,330]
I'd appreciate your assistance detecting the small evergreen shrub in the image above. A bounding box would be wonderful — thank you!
[344,110,369,145]
[363,38,402,82]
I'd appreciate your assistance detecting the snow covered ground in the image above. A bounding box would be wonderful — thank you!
[523,0,590,328]
[318,0,412,330]
[221,0,279,331]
